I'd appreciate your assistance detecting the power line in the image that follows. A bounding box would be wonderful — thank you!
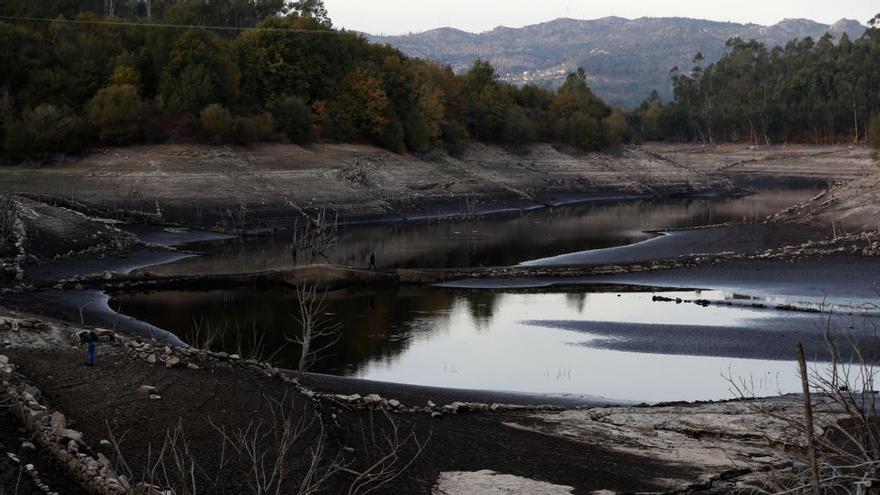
[0,14,347,35]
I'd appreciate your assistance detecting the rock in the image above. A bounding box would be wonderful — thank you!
[431,411,443,419]
[99,439,112,448]
[0,355,8,365]
[187,363,200,370]
[20,441,35,451]
[366,394,382,403]
[145,354,157,364]
[388,399,401,408]
[139,385,157,394]
[229,354,241,360]
[149,394,162,401]
[58,429,82,442]
[427,400,436,408]
[164,356,181,368]
[49,412,67,430]
[67,440,79,454]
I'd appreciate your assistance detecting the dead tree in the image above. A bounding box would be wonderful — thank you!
[288,282,342,384]
[726,319,880,493]
[344,410,431,495]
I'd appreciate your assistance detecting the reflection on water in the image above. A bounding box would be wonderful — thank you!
[148,186,823,276]
[111,287,836,402]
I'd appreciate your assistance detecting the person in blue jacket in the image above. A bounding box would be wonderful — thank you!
[79,331,98,367]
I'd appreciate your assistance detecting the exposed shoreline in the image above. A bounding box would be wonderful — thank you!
[0,143,876,493]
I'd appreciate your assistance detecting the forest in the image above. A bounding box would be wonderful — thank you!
[0,0,628,162]
[631,14,880,147]
[2,1,878,162]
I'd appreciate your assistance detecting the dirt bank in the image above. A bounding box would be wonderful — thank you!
[643,143,875,185]
[0,311,848,494]
[0,143,728,229]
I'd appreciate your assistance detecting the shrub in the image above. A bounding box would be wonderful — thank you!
[270,96,313,144]
[602,108,632,148]
[3,104,85,160]
[86,85,144,145]
[441,121,470,156]
[200,104,234,144]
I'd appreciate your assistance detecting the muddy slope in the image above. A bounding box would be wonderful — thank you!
[0,143,724,227]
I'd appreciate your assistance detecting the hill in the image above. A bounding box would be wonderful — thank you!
[368,16,867,107]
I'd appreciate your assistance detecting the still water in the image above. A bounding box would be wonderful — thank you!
[111,285,842,402]
[113,185,834,402]
[148,186,824,276]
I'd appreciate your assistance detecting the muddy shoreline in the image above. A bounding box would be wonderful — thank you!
[0,143,876,493]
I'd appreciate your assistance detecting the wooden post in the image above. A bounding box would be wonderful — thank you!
[797,342,821,495]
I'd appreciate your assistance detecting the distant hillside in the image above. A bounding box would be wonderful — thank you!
[368,17,867,108]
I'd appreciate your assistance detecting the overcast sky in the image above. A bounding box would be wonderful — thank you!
[323,0,877,35]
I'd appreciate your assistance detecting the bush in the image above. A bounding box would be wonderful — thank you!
[602,109,632,148]
[870,114,880,152]
[270,96,313,144]
[3,104,85,160]
[86,85,144,145]
[440,121,469,156]
[200,104,234,144]
[564,112,604,151]
[232,113,274,146]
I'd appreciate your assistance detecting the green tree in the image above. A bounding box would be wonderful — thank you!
[270,96,313,144]
[160,31,240,114]
[86,84,143,144]
[4,104,85,159]
[200,104,234,144]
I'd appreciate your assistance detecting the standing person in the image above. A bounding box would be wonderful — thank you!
[79,331,98,367]
[369,251,377,270]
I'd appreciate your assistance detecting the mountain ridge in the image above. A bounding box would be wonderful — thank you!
[367,16,868,107]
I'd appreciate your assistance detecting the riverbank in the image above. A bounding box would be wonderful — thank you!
[0,310,850,494]
[0,143,876,493]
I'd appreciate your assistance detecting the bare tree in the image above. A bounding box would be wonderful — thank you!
[211,394,343,495]
[292,207,339,264]
[288,283,341,384]
[344,410,431,495]
[727,321,880,493]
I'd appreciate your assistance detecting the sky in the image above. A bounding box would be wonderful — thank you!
[322,0,878,35]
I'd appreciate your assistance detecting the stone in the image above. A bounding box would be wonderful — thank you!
[58,429,83,442]
[20,441,35,451]
[145,354,157,364]
[164,356,181,368]
[431,411,443,419]
[67,440,79,453]
[49,412,67,430]
[139,385,157,394]
[388,399,401,408]
[187,363,200,370]
[149,394,162,401]
[99,439,112,448]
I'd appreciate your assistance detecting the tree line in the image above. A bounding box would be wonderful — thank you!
[629,14,880,148]
[0,0,633,162]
